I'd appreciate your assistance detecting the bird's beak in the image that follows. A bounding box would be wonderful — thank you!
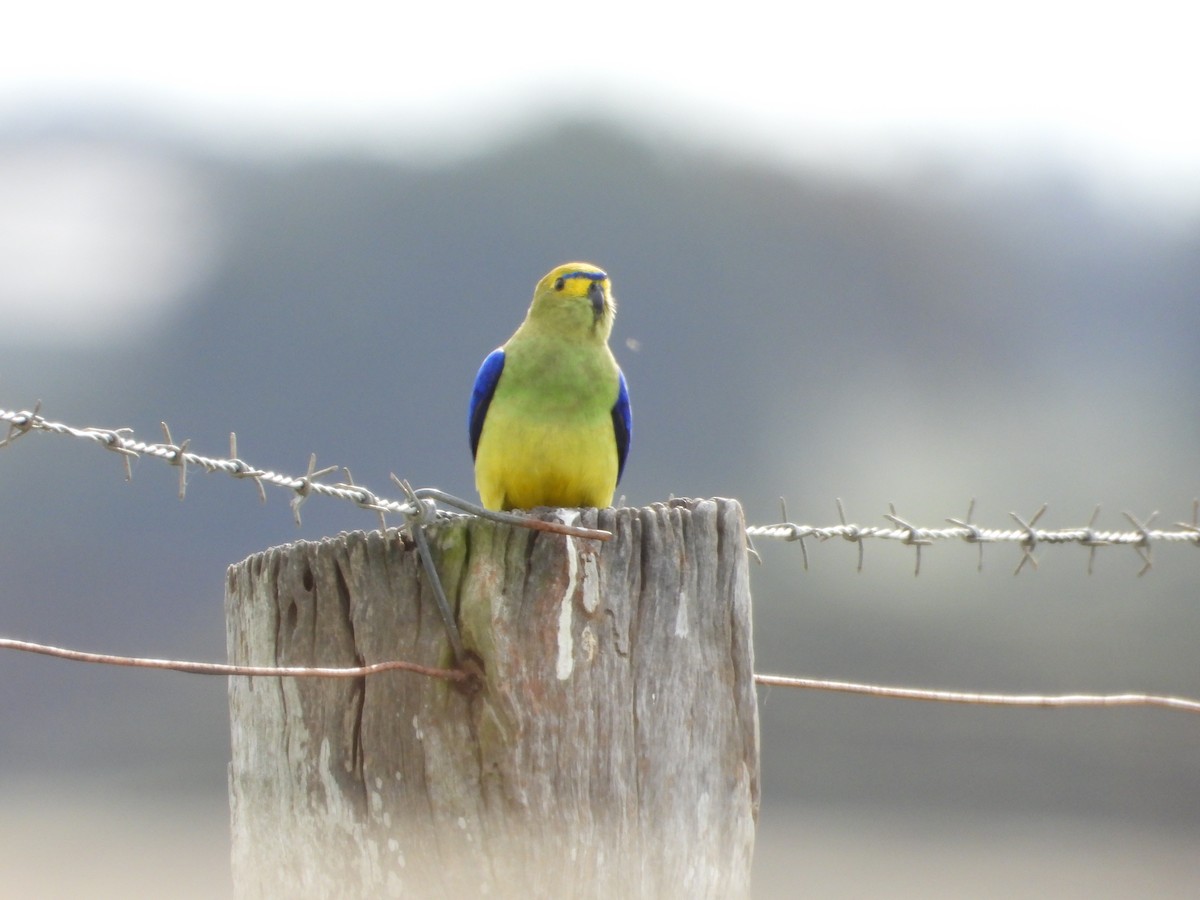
[588,280,606,322]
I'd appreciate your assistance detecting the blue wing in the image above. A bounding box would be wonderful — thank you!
[469,349,506,459]
[612,370,632,483]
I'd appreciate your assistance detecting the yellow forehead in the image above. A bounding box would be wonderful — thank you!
[537,262,609,295]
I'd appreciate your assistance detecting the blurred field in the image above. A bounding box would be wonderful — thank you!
[754,802,1200,899]
[4,782,1198,899]
[1,781,232,900]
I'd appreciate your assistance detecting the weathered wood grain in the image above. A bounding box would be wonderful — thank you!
[226,498,759,898]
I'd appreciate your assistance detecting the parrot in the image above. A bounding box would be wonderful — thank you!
[468,262,631,511]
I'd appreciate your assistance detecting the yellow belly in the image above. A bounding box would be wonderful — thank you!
[474,415,618,511]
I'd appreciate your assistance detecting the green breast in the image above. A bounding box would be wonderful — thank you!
[497,333,619,422]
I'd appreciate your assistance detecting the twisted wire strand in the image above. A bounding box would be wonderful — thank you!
[746,521,1200,547]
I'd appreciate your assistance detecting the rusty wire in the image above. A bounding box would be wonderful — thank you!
[2,637,1196,716]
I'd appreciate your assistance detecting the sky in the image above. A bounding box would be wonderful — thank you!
[1,0,1198,199]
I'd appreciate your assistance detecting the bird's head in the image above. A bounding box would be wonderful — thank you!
[527,262,615,341]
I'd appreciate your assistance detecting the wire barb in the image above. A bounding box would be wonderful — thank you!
[227,432,268,503]
[1010,504,1047,575]
[159,421,190,500]
[885,503,932,576]
[290,453,339,526]
[945,498,986,572]
[836,498,866,573]
[338,467,389,531]
[1122,510,1158,577]
[0,400,42,448]
[1080,505,1108,575]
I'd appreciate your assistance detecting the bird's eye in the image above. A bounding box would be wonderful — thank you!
[554,277,565,291]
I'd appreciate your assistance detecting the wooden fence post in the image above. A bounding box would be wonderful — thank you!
[225,498,759,898]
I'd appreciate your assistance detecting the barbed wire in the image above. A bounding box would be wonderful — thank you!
[3,636,1196,716]
[4,404,1199,574]
[747,498,1200,575]
[0,404,610,541]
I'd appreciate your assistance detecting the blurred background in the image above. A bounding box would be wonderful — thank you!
[2,2,1199,896]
